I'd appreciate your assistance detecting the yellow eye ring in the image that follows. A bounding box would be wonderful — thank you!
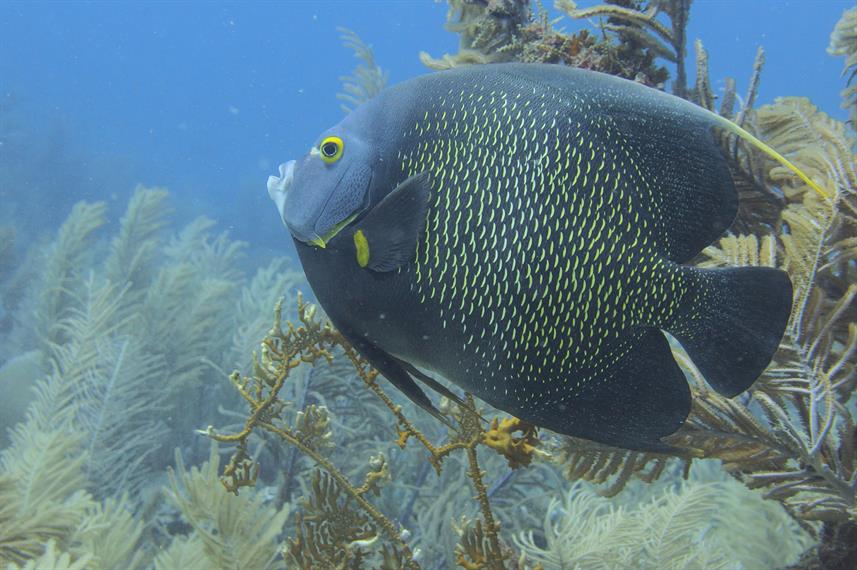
[319,136,344,164]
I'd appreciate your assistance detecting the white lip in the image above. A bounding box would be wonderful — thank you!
[267,160,295,224]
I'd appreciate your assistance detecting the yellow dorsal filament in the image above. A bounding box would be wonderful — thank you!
[711,112,831,199]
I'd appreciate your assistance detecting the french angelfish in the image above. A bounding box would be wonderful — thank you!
[267,63,818,451]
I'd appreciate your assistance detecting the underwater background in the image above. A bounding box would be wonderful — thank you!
[0,1,856,568]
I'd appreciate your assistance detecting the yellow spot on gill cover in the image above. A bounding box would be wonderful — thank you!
[353,230,370,268]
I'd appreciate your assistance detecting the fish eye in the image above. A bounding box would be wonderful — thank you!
[319,136,344,164]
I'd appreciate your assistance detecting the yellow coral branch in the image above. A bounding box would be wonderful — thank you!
[210,295,549,566]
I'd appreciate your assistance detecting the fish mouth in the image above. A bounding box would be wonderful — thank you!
[267,160,367,249]
[267,160,343,247]
[267,161,295,226]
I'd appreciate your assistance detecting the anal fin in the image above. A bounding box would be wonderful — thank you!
[547,328,691,452]
[396,359,468,409]
[348,335,453,428]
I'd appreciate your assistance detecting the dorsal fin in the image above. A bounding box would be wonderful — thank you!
[484,64,829,261]
[706,111,831,199]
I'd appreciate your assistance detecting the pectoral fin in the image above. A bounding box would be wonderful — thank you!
[396,359,468,409]
[351,171,431,272]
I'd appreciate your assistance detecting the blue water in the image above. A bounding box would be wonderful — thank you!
[0,1,850,255]
[0,4,851,566]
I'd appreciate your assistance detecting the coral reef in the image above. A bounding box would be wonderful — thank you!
[514,474,811,570]
[421,0,694,87]
[5,541,90,570]
[829,7,857,125]
[420,0,532,69]
[0,2,854,569]
[0,278,146,567]
[0,350,40,447]
[337,28,389,114]
[557,0,690,92]
[0,188,293,567]
[156,443,290,570]
[205,296,549,568]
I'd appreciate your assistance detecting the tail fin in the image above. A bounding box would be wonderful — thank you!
[665,266,792,397]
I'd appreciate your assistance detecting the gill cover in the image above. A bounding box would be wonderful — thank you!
[281,128,374,247]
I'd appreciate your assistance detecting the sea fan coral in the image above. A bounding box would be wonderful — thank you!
[423,0,684,86]
[0,188,272,568]
[337,27,389,114]
[158,443,290,570]
[828,7,857,125]
[514,477,811,569]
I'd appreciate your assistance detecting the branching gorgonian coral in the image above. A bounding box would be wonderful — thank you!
[206,294,548,569]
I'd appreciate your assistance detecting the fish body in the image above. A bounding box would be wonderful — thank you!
[269,63,793,451]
